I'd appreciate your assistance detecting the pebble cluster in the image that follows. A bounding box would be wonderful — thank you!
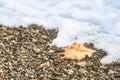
[0,24,120,80]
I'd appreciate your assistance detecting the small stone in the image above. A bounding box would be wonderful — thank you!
[0,70,3,73]
[91,78,95,80]
[108,70,115,74]
[80,78,88,80]
[40,59,47,63]
[76,61,86,67]
[79,69,87,74]
[25,73,29,78]
[46,61,50,67]
[55,67,61,72]
[48,50,54,53]
[99,73,106,77]
[32,53,37,58]
[18,77,25,80]
[39,74,43,79]
[47,54,55,59]
[42,56,48,60]
[68,69,74,75]
[18,34,23,41]
[53,71,62,76]
[40,63,46,67]
[10,78,14,80]
[30,75,34,78]
[37,54,42,58]
[10,72,16,77]
[34,48,41,53]
[41,35,47,38]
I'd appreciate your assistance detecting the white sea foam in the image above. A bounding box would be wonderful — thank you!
[0,0,120,64]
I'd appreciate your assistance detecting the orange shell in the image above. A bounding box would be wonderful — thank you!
[60,42,95,60]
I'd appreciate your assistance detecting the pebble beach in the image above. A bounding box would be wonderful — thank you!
[0,24,120,80]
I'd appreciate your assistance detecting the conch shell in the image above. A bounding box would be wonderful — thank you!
[60,42,95,60]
